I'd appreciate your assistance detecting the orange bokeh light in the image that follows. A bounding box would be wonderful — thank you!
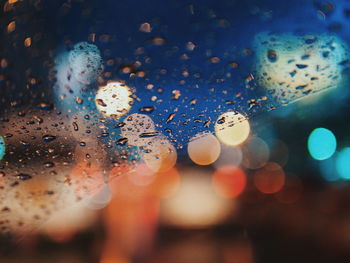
[150,168,180,199]
[70,161,104,198]
[109,163,133,180]
[254,162,285,194]
[212,165,246,198]
[110,163,180,200]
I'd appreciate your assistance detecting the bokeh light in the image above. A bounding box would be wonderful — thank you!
[120,113,156,146]
[0,135,5,160]
[254,32,350,104]
[95,82,133,117]
[215,112,250,146]
[336,147,350,179]
[142,137,177,173]
[187,132,221,165]
[70,161,104,199]
[254,162,285,194]
[84,183,113,210]
[127,163,156,187]
[308,128,337,161]
[242,137,270,169]
[151,168,180,199]
[161,168,233,228]
[68,42,103,85]
[212,166,246,198]
[319,155,340,182]
[214,144,242,168]
[269,139,289,167]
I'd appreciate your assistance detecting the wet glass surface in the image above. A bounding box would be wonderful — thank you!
[1,1,350,262]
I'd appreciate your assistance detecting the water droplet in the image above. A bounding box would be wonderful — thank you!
[139,106,155,113]
[42,135,56,143]
[16,173,32,181]
[43,162,55,168]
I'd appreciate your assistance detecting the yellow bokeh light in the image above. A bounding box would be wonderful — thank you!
[215,112,250,146]
[95,82,132,117]
[142,137,177,173]
[187,132,221,165]
[161,168,234,228]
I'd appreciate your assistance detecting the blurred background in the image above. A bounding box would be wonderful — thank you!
[1,0,350,262]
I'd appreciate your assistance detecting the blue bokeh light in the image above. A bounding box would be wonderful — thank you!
[308,128,337,161]
[0,136,5,160]
[319,155,340,182]
[336,148,350,180]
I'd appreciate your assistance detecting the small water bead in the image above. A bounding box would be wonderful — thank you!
[16,173,32,181]
[43,162,55,168]
[139,106,155,113]
[42,135,57,143]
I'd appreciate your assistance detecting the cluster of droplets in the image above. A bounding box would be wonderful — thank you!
[253,32,350,105]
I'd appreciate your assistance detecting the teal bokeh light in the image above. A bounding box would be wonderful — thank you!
[308,128,336,161]
[0,136,5,160]
[319,155,340,182]
[336,148,350,180]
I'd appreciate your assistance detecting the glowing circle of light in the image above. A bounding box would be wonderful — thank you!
[70,161,104,199]
[142,137,177,173]
[151,168,180,199]
[120,113,156,146]
[214,144,243,168]
[95,82,133,117]
[84,183,113,210]
[254,162,285,194]
[242,137,270,169]
[187,132,221,165]
[308,128,336,161]
[127,163,156,186]
[336,147,350,180]
[254,32,350,105]
[68,42,103,85]
[161,168,233,228]
[215,112,250,146]
[0,135,5,160]
[212,166,246,198]
[319,155,340,182]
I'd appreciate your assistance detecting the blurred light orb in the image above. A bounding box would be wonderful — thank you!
[68,42,103,85]
[95,82,132,117]
[84,183,112,210]
[215,112,250,146]
[142,137,177,173]
[254,162,285,194]
[120,113,156,146]
[319,155,340,182]
[214,144,242,168]
[161,169,233,228]
[254,32,350,104]
[70,161,104,199]
[269,139,289,167]
[187,132,221,165]
[242,137,270,169]
[151,168,180,199]
[0,135,5,160]
[40,202,97,242]
[308,128,336,160]
[336,148,350,179]
[127,163,156,186]
[213,166,246,198]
